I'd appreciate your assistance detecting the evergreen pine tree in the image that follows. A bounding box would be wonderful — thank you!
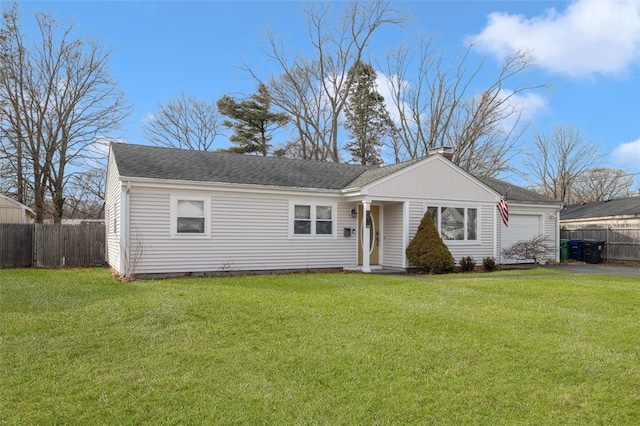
[343,61,393,166]
[406,212,455,274]
[217,84,289,156]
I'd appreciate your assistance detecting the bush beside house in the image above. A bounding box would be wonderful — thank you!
[406,212,455,274]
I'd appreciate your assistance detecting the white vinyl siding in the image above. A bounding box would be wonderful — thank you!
[382,202,404,268]
[104,150,122,274]
[366,156,496,201]
[127,187,356,274]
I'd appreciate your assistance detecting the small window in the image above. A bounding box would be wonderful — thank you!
[291,202,336,237]
[177,200,205,233]
[294,205,311,235]
[171,195,210,237]
[315,205,333,235]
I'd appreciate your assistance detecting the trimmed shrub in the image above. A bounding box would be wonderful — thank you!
[406,212,454,274]
[483,257,497,272]
[459,256,476,272]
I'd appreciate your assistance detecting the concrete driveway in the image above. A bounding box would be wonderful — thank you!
[545,263,640,277]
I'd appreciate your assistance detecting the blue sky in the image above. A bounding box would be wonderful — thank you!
[15,0,640,187]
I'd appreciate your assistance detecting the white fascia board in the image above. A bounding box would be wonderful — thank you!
[118,176,343,198]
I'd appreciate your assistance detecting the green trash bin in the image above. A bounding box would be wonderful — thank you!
[560,239,570,261]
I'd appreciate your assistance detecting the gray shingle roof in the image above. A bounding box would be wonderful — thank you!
[111,143,370,190]
[344,159,421,189]
[111,143,557,205]
[561,197,640,220]
[474,176,558,204]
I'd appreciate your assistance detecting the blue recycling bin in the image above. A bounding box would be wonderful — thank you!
[569,239,583,261]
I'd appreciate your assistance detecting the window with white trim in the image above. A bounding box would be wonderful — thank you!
[291,202,335,236]
[170,195,211,237]
[427,205,478,241]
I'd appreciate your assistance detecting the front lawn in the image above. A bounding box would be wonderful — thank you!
[1,268,639,424]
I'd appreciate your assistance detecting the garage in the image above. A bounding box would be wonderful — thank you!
[501,214,542,263]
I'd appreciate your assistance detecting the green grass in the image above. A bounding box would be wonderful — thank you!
[1,268,639,425]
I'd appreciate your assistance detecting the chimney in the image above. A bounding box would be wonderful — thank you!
[427,146,454,161]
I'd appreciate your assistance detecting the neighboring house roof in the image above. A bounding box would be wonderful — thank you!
[561,197,640,221]
[111,142,554,204]
[0,193,35,214]
[474,176,558,204]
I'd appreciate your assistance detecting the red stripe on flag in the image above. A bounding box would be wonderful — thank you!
[497,198,508,227]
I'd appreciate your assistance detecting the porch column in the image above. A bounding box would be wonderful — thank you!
[362,200,371,273]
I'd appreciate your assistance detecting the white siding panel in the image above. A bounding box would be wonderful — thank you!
[367,158,495,202]
[128,187,359,274]
[382,202,404,268]
[104,150,122,273]
[408,202,423,242]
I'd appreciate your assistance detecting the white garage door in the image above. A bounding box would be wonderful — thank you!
[501,214,542,263]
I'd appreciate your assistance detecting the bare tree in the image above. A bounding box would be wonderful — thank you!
[0,4,130,222]
[503,235,551,264]
[65,167,106,219]
[382,40,541,175]
[524,125,599,204]
[572,167,635,203]
[143,92,220,151]
[246,0,403,161]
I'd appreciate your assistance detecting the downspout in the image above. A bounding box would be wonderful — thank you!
[556,210,561,262]
[123,181,131,276]
[402,201,409,269]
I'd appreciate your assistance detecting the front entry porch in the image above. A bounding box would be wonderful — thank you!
[351,200,407,273]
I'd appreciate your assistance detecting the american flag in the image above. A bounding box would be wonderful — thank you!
[497,198,508,227]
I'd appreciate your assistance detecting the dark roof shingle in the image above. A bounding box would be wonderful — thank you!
[112,143,370,190]
[561,197,640,220]
[474,176,558,203]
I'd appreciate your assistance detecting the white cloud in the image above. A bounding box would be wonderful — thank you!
[468,0,640,78]
[142,112,156,124]
[612,138,640,169]
[501,90,549,122]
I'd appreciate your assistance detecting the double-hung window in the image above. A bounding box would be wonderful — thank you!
[171,195,211,237]
[427,205,478,241]
[291,202,335,237]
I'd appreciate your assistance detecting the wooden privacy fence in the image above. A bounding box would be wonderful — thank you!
[0,223,105,268]
[560,227,640,262]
